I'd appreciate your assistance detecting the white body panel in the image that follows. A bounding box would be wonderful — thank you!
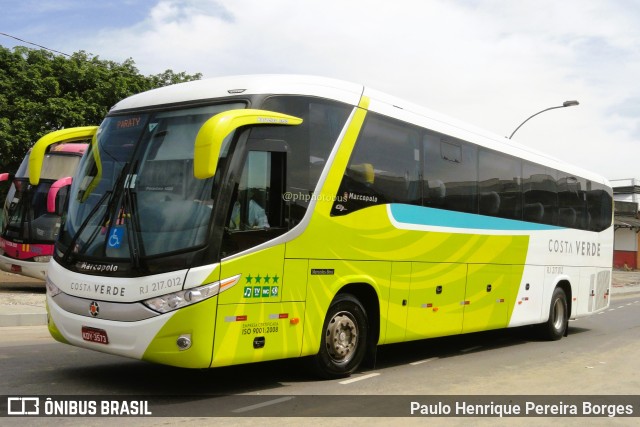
[47,293,172,359]
[0,255,48,280]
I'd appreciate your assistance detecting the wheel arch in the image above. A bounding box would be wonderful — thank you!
[336,282,381,348]
[309,281,380,376]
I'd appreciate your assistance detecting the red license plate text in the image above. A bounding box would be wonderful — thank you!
[81,326,109,345]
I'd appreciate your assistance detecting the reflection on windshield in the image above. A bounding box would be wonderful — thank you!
[61,103,244,262]
[40,154,82,180]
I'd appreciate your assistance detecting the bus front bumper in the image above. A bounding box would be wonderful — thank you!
[0,255,48,280]
[46,293,218,368]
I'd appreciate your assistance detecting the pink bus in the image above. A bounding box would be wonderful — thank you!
[0,127,97,279]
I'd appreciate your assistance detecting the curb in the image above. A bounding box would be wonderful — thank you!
[0,304,47,327]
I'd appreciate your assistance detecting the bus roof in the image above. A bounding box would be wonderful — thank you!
[110,74,609,187]
[111,74,364,112]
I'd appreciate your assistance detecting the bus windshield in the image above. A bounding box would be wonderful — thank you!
[3,152,82,242]
[59,103,244,266]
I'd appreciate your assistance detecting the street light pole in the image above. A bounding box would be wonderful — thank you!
[508,100,579,139]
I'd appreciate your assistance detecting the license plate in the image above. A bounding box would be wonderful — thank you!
[81,326,109,345]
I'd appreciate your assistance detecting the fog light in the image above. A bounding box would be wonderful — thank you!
[176,334,192,351]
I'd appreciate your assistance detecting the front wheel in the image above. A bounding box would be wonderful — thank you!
[312,294,368,379]
[539,287,568,340]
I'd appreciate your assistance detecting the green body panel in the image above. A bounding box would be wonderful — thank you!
[463,264,526,333]
[211,301,305,367]
[385,262,411,344]
[406,263,467,340]
[301,259,390,356]
[142,296,218,368]
[46,300,69,345]
[283,259,309,302]
[219,245,285,305]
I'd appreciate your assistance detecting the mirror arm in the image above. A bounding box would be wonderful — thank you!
[29,126,98,185]
[194,109,302,179]
[47,176,73,213]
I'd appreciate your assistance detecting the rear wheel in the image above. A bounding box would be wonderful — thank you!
[313,294,368,379]
[539,287,568,340]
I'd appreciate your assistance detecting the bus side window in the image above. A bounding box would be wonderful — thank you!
[586,182,613,232]
[222,149,286,256]
[259,96,351,226]
[478,149,522,220]
[333,113,421,215]
[423,133,477,214]
[558,174,588,229]
[523,162,557,226]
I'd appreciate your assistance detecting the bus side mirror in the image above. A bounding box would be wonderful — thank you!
[29,126,98,186]
[47,176,73,214]
[193,109,302,179]
[0,173,10,182]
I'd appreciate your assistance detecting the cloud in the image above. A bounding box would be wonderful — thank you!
[20,0,640,179]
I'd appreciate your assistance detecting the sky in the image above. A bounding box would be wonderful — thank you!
[1,0,639,181]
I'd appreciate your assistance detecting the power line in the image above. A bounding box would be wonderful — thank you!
[0,32,71,57]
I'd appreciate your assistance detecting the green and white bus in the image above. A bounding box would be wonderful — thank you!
[44,75,613,378]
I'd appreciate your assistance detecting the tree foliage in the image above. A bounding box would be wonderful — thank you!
[0,45,202,174]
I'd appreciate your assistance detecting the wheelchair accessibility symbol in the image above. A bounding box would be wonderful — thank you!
[108,227,124,248]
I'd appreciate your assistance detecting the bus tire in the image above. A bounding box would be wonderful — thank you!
[539,287,568,341]
[313,294,368,379]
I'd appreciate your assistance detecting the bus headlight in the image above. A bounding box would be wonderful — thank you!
[34,256,52,263]
[46,277,62,297]
[142,274,241,314]
[142,282,220,314]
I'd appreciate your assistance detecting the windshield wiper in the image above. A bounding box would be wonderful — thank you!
[62,163,130,263]
[61,189,111,263]
[122,163,142,269]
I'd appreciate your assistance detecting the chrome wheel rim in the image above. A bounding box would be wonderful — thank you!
[325,311,358,365]
[552,298,565,331]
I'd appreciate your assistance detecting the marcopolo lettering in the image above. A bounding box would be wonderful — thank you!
[348,192,378,203]
[78,262,119,273]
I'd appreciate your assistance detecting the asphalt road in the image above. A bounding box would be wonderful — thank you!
[1,292,639,426]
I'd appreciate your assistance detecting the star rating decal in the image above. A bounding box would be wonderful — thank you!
[242,273,280,298]
[244,273,279,284]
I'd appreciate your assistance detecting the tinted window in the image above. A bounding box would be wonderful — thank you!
[522,162,557,225]
[586,181,613,231]
[557,173,588,229]
[333,114,421,215]
[259,97,351,225]
[478,150,522,220]
[423,133,478,214]
[326,110,611,233]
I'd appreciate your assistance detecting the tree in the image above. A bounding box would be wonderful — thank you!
[0,45,201,176]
